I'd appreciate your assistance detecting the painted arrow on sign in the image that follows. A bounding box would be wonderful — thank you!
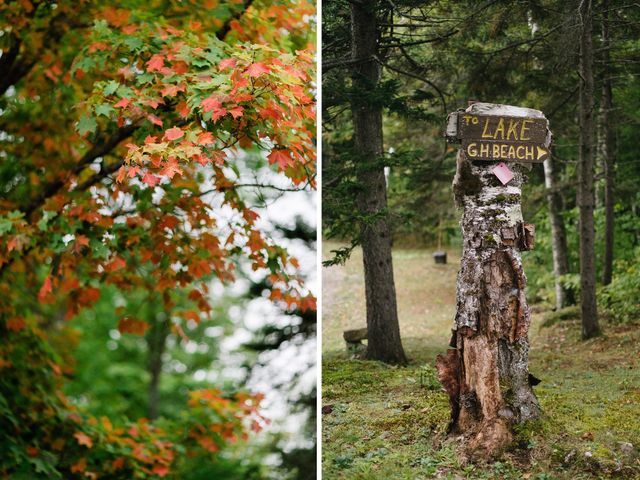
[536,145,549,161]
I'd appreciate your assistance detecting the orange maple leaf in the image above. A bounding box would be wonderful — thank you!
[146,54,165,73]
[267,149,293,170]
[118,317,149,336]
[164,127,184,141]
[245,62,270,78]
[74,432,93,449]
[38,275,53,302]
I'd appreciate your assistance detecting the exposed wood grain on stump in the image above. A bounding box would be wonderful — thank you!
[437,105,542,456]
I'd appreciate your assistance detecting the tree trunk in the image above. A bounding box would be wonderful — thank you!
[578,0,600,338]
[147,311,170,420]
[543,157,574,309]
[601,0,615,286]
[350,1,406,364]
[437,104,541,457]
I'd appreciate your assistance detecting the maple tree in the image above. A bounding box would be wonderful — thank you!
[0,0,315,477]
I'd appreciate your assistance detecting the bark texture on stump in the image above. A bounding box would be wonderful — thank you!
[438,104,541,457]
[350,1,406,364]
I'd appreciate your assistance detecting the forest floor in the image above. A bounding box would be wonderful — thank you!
[321,242,640,479]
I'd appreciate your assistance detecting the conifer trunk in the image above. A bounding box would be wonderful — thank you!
[578,0,600,338]
[543,157,574,309]
[350,1,406,364]
[601,0,615,286]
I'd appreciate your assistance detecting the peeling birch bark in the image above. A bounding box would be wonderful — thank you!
[437,103,542,457]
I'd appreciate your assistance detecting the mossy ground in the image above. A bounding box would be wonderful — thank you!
[322,244,640,479]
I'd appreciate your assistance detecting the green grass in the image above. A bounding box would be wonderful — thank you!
[322,243,640,479]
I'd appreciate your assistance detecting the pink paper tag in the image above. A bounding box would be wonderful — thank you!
[492,162,514,185]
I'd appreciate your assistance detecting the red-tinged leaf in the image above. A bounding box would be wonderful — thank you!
[147,114,163,127]
[161,83,185,97]
[231,77,249,95]
[105,256,126,272]
[152,465,170,477]
[146,54,165,72]
[211,150,226,166]
[219,58,236,70]
[6,317,26,332]
[201,95,222,113]
[142,172,161,187]
[70,458,87,474]
[118,317,149,336]
[189,259,211,279]
[229,106,244,119]
[144,135,157,145]
[74,432,93,449]
[164,127,184,141]
[112,457,125,471]
[172,61,188,74]
[114,97,130,108]
[197,131,214,145]
[267,149,293,170]
[116,166,127,183]
[159,157,183,179]
[73,234,90,254]
[38,276,52,301]
[77,286,100,305]
[75,235,90,247]
[6,235,27,253]
[127,165,141,178]
[246,62,270,78]
[176,101,190,118]
[193,154,209,167]
[145,98,163,109]
[182,310,201,323]
[211,107,227,123]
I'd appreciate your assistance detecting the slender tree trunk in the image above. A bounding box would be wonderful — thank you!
[543,157,574,309]
[350,2,406,364]
[601,0,615,286]
[578,0,600,338]
[147,311,170,420]
[437,102,542,457]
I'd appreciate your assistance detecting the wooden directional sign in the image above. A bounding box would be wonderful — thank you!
[455,113,550,163]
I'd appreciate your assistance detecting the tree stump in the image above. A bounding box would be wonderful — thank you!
[437,104,543,457]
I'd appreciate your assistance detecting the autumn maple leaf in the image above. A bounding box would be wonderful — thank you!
[245,62,270,78]
[160,157,183,178]
[146,54,165,72]
[38,275,53,302]
[164,127,184,141]
[197,131,215,145]
[74,432,93,449]
[218,58,236,70]
[267,149,293,170]
[114,97,130,108]
[142,172,161,187]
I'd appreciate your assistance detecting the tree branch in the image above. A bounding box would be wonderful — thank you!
[22,123,140,217]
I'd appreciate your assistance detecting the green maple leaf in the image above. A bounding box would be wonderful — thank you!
[95,103,114,117]
[103,80,120,96]
[77,115,98,136]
